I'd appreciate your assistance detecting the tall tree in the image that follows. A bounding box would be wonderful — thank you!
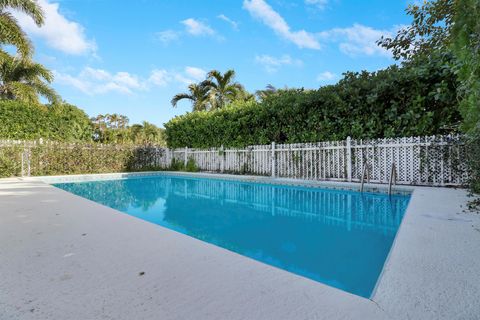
[109,113,120,129]
[451,0,480,194]
[118,114,129,129]
[171,81,210,111]
[0,0,44,57]
[204,69,244,109]
[0,54,59,105]
[451,0,480,133]
[377,0,454,61]
[255,84,278,101]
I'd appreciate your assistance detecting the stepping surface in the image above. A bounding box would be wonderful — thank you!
[0,176,479,320]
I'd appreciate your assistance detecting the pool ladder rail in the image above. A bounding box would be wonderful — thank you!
[360,162,397,196]
[388,163,397,196]
[360,163,370,193]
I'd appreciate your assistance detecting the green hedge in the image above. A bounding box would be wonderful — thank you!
[0,100,93,141]
[165,60,461,148]
[467,128,480,194]
[0,143,168,177]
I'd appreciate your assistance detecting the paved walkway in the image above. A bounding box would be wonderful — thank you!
[0,174,479,320]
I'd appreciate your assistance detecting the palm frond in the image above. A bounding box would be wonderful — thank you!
[0,12,33,56]
[222,69,236,87]
[0,53,58,105]
[171,93,193,107]
[0,0,44,25]
[30,78,60,103]
[13,59,54,82]
[2,81,40,105]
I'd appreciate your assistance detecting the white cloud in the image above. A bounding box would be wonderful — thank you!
[114,72,142,90]
[148,69,171,87]
[305,0,328,9]
[255,54,303,72]
[81,67,110,81]
[316,71,337,82]
[156,30,180,44]
[318,24,394,57]
[55,67,145,95]
[217,14,239,30]
[54,72,90,92]
[171,66,207,85]
[181,18,215,36]
[56,66,207,95]
[11,0,96,55]
[184,67,207,82]
[243,0,320,50]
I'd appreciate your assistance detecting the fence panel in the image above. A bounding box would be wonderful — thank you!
[0,135,468,186]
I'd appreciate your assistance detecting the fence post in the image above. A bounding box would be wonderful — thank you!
[346,136,352,182]
[27,144,31,177]
[271,142,276,178]
[220,145,225,173]
[184,147,188,167]
[21,151,25,177]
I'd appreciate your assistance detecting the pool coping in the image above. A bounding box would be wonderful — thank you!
[1,172,479,320]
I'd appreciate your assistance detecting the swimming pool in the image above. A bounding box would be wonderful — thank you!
[54,174,410,298]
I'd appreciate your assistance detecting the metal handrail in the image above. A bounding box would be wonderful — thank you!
[360,163,370,193]
[388,163,397,195]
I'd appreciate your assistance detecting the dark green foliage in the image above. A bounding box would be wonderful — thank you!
[163,157,198,172]
[0,102,166,145]
[0,100,93,141]
[378,0,479,194]
[377,0,454,61]
[450,0,480,196]
[0,144,22,177]
[91,114,166,145]
[0,143,169,177]
[451,0,480,134]
[165,60,460,148]
[168,158,185,171]
[185,158,199,172]
[466,130,480,194]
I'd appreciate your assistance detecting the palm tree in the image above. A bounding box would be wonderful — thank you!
[255,84,277,101]
[0,0,44,57]
[109,113,120,129]
[235,87,255,103]
[118,115,129,129]
[171,81,210,111]
[204,69,244,109]
[0,54,59,105]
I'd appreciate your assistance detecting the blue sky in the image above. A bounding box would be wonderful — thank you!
[12,0,412,127]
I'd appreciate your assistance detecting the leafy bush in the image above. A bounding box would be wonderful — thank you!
[466,128,480,194]
[0,144,22,177]
[165,60,461,148]
[0,142,168,177]
[185,158,199,172]
[169,158,185,171]
[0,100,93,141]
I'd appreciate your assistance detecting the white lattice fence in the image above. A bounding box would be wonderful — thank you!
[1,135,468,186]
[171,135,467,186]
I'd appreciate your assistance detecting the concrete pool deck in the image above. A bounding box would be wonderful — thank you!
[1,172,479,320]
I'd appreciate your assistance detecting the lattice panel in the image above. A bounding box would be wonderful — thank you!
[2,135,469,186]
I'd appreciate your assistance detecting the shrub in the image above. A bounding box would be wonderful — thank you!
[165,60,461,148]
[0,142,167,178]
[185,158,199,172]
[169,158,185,171]
[467,128,480,194]
[0,100,93,141]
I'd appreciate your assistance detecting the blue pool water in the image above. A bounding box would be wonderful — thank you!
[54,175,410,298]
